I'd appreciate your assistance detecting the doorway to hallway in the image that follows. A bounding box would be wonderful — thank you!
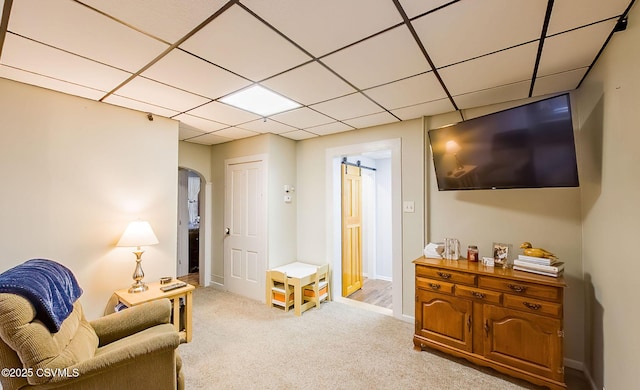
[338,149,394,314]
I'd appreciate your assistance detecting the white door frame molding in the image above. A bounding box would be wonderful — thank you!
[325,139,402,318]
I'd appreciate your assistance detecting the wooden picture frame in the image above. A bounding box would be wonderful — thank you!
[492,242,512,268]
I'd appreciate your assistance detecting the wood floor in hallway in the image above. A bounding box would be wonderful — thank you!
[347,277,392,309]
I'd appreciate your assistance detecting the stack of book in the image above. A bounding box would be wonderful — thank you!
[513,255,564,277]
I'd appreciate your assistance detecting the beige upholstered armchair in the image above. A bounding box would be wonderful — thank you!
[0,293,184,390]
[0,294,184,390]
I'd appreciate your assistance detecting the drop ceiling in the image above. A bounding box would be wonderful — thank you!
[0,0,634,145]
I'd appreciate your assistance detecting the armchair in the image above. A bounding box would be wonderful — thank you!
[0,292,184,390]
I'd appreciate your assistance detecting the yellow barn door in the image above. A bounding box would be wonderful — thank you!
[342,163,363,297]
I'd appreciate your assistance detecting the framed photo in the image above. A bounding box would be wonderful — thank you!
[492,242,512,268]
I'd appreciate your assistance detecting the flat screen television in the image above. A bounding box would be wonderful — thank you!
[428,94,579,191]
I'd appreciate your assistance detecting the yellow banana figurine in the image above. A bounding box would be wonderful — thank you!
[520,242,557,259]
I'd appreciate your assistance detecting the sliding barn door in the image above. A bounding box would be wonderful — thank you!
[342,164,363,297]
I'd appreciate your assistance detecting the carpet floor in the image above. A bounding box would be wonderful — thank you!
[178,287,552,389]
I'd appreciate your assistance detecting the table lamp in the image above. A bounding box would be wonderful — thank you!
[117,220,159,293]
[445,140,464,170]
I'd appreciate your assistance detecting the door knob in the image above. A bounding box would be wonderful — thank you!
[225,227,230,235]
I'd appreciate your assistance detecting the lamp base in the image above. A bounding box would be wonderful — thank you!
[128,281,148,293]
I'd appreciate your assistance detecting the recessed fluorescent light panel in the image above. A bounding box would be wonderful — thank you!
[220,85,301,116]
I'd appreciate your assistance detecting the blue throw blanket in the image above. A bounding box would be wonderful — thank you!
[0,259,83,333]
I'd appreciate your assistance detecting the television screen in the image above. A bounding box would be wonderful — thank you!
[428,94,579,191]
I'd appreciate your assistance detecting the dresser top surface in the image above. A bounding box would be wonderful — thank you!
[414,256,566,288]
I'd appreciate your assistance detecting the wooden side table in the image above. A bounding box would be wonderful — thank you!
[113,280,195,343]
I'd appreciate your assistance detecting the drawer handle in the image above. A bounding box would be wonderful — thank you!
[471,291,486,299]
[523,302,542,310]
[508,283,527,293]
[428,283,441,290]
[437,272,452,279]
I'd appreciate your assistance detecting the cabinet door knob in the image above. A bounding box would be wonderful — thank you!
[467,316,472,332]
[484,320,490,337]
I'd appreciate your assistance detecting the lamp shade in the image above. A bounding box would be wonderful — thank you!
[445,140,461,154]
[117,220,159,247]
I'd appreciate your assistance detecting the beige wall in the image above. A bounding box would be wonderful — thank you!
[0,78,179,320]
[178,141,212,182]
[572,3,640,389]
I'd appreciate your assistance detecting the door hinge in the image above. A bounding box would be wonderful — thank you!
[557,366,565,374]
[557,329,565,338]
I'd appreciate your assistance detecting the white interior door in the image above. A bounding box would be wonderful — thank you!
[224,158,266,301]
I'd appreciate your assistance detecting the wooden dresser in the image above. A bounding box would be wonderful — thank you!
[413,257,566,389]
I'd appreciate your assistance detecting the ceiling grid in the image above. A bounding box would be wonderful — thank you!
[0,0,635,144]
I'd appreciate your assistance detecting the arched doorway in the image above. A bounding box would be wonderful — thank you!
[177,167,209,287]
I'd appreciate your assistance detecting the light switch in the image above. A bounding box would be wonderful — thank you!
[403,201,415,213]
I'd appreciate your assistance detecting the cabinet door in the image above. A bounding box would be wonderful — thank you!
[483,305,563,382]
[416,289,473,352]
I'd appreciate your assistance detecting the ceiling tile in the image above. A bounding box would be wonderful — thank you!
[306,122,355,136]
[533,68,588,96]
[538,20,617,77]
[438,42,538,96]
[365,72,447,110]
[453,81,530,110]
[0,65,106,100]
[413,0,546,68]
[103,94,180,118]
[174,113,228,133]
[322,25,430,90]
[391,98,455,120]
[238,119,297,134]
[142,49,251,99]
[8,0,169,73]
[547,0,630,35]
[81,0,229,43]
[270,107,334,129]
[261,61,355,105]
[213,127,260,140]
[343,112,399,129]
[187,101,261,126]
[186,132,234,145]
[310,93,382,121]
[114,76,210,112]
[179,123,207,140]
[1,34,131,92]
[279,130,318,141]
[180,5,311,81]
[397,0,455,19]
[242,0,403,57]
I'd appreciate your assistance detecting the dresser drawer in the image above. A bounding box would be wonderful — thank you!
[416,265,477,286]
[504,294,562,318]
[455,285,502,304]
[478,276,561,302]
[416,277,455,295]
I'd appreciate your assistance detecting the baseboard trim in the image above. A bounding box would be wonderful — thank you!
[581,366,599,390]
